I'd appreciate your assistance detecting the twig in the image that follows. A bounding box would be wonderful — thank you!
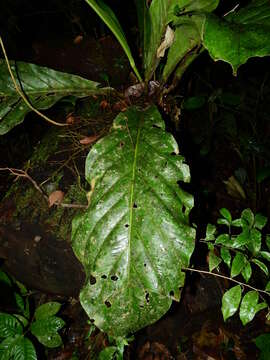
[182,266,270,297]
[0,167,87,209]
[0,36,68,127]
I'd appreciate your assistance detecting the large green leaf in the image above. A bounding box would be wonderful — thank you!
[203,0,270,75]
[0,335,23,360]
[72,105,195,338]
[222,285,242,321]
[0,314,23,339]
[84,0,142,81]
[0,60,110,135]
[239,290,267,325]
[13,337,37,360]
[34,302,62,320]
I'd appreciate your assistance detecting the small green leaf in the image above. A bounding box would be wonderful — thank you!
[219,208,232,223]
[0,271,12,287]
[248,228,262,254]
[265,281,270,292]
[0,313,23,338]
[231,253,247,278]
[35,332,63,348]
[220,248,231,268]
[254,213,267,230]
[252,259,269,276]
[98,346,117,360]
[241,209,254,228]
[259,251,270,262]
[30,317,65,337]
[240,291,259,325]
[217,218,230,227]
[255,333,270,360]
[233,229,250,248]
[14,293,25,314]
[205,224,216,241]
[241,262,252,283]
[215,233,230,245]
[222,285,242,321]
[12,315,29,328]
[231,218,242,227]
[209,251,222,272]
[34,302,62,320]
[183,96,206,110]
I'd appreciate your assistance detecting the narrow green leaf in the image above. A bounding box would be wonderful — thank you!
[72,105,195,338]
[252,259,269,276]
[34,302,62,320]
[265,281,270,292]
[222,285,242,321]
[254,213,267,230]
[217,218,230,227]
[231,253,246,278]
[14,294,24,314]
[12,315,28,329]
[259,251,270,262]
[266,235,270,251]
[0,61,110,135]
[241,262,252,283]
[84,0,141,81]
[205,223,216,241]
[0,271,12,287]
[239,290,259,325]
[209,251,222,272]
[220,248,231,268]
[0,314,23,338]
[247,228,262,254]
[219,208,232,223]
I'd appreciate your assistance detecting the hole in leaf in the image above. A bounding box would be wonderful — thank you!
[90,275,96,285]
[105,300,111,308]
[139,305,144,308]
[152,124,161,129]
[182,205,186,213]
[144,263,147,267]
[125,224,129,228]
[133,203,138,208]
[111,275,118,281]
[145,292,150,303]
[90,319,95,323]
[101,275,107,279]
[138,168,141,172]
[169,290,174,297]
[120,142,124,148]
[164,162,168,167]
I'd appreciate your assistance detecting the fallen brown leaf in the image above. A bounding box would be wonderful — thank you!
[79,135,99,145]
[48,190,65,207]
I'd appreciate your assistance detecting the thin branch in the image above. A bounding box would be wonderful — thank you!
[0,167,87,209]
[0,37,68,127]
[182,266,270,297]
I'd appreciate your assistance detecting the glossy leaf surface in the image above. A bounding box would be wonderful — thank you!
[34,302,62,320]
[222,285,242,321]
[203,0,270,75]
[0,314,23,338]
[239,291,267,325]
[72,105,195,337]
[0,61,109,135]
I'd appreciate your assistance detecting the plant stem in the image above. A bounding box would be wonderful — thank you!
[182,266,270,297]
[0,37,68,127]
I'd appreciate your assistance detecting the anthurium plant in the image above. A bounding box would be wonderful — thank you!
[1,0,270,350]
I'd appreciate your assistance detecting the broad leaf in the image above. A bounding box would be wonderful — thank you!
[219,208,232,223]
[0,314,23,339]
[13,337,37,360]
[239,291,267,325]
[72,105,195,337]
[259,251,270,263]
[241,208,254,228]
[0,335,23,360]
[247,228,261,254]
[254,213,267,230]
[222,285,242,321]
[205,223,216,241]
[34,333,63,348]
[203,0,270,75]
[30,317,65,337]
[231,252,246,278]
[34,302,62,320]
[84,0,141,81]
[0,61,110,135]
